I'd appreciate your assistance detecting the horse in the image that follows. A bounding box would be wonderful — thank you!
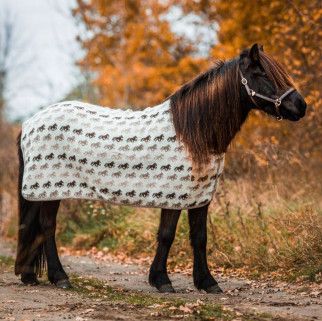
[14,44,306,293]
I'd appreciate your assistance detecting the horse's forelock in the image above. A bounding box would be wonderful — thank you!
[259,51,296,90]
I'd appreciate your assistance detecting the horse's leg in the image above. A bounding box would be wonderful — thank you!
[39,200,71,288]
[188,204,223,293]
[16,201,42,285]
[149,209,181,293]
[15,133,43,285]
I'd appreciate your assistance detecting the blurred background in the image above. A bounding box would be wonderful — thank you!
[0,0,321,280]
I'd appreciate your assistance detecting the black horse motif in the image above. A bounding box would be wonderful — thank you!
[15,45,306,294]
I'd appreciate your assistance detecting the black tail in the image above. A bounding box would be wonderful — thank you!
[15,131,46,277]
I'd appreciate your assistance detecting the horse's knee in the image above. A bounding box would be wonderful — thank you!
[158,229,175,247]
[190,232,207,249]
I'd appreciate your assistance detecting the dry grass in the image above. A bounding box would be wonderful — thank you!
[205,179,321,279]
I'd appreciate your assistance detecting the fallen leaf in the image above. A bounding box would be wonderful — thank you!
[86,286,94,291]
[179,305,193,314]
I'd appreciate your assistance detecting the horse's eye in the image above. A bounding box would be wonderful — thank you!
[255,71,268,78]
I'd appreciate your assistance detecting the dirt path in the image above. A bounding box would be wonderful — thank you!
[0,239,321,321]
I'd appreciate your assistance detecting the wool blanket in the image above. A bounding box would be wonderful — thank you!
[21,101,225,209]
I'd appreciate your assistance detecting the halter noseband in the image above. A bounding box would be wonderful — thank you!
[239,70,295,121]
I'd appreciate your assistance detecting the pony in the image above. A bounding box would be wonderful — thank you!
[15,44,306,293]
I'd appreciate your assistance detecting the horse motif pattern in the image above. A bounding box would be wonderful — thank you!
[21,101,225,209]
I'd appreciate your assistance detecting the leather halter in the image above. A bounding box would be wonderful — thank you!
[239,70,296,121]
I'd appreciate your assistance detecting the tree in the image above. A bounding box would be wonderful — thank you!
[74,0,208,108]
[0,6,36,123]
[0,8,15,122]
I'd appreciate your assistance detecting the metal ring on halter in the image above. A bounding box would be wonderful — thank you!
[241,78,247,85]
[275,99,281,107]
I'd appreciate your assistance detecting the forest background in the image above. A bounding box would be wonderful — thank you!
[0,0,321,281]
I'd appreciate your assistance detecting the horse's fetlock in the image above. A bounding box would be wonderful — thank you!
[21,273,39,285]
[149,265,170,288]
[193,271,217,290]
[48,270,68,284]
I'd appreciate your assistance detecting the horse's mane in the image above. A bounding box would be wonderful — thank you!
[169,50,295,167]
[170,57,243,167]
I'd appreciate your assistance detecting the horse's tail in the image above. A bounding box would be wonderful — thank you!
[15,131,46,277]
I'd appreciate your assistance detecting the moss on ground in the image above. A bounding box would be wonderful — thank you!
[67,274,277,320]
[0,256,15,272]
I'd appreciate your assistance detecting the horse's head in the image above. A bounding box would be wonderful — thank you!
[239,44,306,121]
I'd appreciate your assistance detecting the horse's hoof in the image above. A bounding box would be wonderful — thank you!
[205,284,223,293]
[21,275,39,286]
[158,283,176,293]
[56,279,72,289]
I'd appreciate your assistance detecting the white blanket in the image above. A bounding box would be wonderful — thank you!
[21,101,224,209]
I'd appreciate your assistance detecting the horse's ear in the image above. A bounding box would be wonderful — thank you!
[259,44,264,52]
[249,43,260,63]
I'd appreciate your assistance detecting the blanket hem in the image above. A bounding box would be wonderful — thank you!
[22,194,212,210]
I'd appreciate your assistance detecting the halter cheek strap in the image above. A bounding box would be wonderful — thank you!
[239,71,296,121]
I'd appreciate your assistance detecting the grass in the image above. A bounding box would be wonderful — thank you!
[0,256,15,273]
[0,256,15,267]
[57,201,159,254]
[286,268,322,283]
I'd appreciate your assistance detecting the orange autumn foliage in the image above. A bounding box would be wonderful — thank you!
[74,0,208,108]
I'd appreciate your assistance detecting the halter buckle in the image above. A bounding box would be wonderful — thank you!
[241,78,247,85]
[276,115,283,121]
[275,99,281,107]
[251,90,256,96]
